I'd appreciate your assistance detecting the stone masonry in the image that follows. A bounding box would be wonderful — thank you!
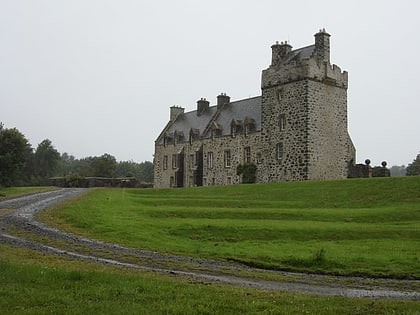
[154,29,355,188]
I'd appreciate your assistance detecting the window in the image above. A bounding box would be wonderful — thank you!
[276,143,284,161]
[244,147,251,164]
[163,155,168,170]
[227,177,232,185]
[276,88,283,103]
[172,154,178,169]
[189,154,195,169]
[207,151,213,169]
[256,152,262,164]
[224,150,231,168]
[279,114,286,131]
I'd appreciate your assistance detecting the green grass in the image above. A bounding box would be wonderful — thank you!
[1,244,419,314]
[41,176,420,278]
[0,186,57,200]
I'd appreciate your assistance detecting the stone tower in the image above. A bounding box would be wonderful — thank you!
[259,29,355,181]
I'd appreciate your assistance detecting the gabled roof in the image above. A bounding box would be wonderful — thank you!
[157,96,261,144]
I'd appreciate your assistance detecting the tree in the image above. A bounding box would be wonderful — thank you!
[138,161,153,183]
[236,163,257,184]
[0,123,31,186]
[389,165,406,177]
[33,139,61,178]
[406,154,420,176]
[91,153,117,178]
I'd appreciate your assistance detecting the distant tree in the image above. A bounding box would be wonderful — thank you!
[0,123,31,186]
[56,153,78,176]
[116,160,153,183]
[33,139,61,178]
[389,165,406,177]
[138,161,153,183]
[91,153,117,178]
[406,154,420,176]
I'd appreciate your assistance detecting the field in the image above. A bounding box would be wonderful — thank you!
[41,176,420,279]
[3,244,419,314]
[1,176,420,314]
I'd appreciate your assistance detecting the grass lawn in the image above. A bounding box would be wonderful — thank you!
[41,176,420,279]
[1,244,419,314]
[0,186,57,200]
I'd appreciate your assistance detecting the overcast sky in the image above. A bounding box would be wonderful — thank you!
[1,0,419,166]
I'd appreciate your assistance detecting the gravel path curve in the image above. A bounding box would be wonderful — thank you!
[0,188,419,300]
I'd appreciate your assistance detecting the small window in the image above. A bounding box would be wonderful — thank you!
[279,114,286,131]
[244,147,251,164]
[227,177,232,185]
[189,154,194,169]
[256,152,262,164]
[172,154,178,169]
[207,151,213,169]
[224,150,231,168]
[163,155,168,170]
[276,143,284,161]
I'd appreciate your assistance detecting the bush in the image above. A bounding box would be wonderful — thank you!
[236,163,257,184]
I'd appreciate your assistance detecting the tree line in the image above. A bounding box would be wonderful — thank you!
[0,123,153,187]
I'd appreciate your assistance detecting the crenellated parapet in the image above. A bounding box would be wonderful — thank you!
[262,52,348,89]
[262,29,347,89]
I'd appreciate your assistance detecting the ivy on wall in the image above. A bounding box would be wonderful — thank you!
[236,163,257,184]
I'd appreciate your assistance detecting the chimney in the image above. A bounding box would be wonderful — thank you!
[271,41,292,66]
[170,105,184,122]
[314,28,330,63]
[197,98,210,116]
[217,93,230,109]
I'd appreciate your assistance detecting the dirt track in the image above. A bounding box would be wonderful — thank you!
[0,188,419,299]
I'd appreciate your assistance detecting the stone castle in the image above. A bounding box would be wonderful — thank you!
[154,29,355,188]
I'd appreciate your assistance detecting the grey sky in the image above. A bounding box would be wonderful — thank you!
[1,0,419,166]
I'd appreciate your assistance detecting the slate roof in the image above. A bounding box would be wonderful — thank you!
[281,45,316,64]
[157,96,261,144]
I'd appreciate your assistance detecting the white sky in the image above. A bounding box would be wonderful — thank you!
[1,0,419,166]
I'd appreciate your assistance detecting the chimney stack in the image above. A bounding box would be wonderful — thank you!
[170,105,184,121]
[197,98,210,116]
[217,93,230,109]
[314,28,330,63]
[271,41,292,66]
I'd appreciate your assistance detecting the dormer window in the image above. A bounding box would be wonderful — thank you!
[210,122,222,139]
[189,128,199,144]
[230,119,242,137]
[174,130,184,144]
[244,117,256,135]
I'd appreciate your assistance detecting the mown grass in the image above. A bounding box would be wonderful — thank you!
[1,244,419,314]
[0,186,57,200]
[41,176,420,279]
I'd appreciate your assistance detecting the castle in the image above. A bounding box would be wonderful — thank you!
[154,30,355,188]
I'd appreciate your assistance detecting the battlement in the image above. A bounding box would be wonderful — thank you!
[262,30,347,89]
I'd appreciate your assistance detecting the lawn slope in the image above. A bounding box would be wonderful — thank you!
[41,176,420,278]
